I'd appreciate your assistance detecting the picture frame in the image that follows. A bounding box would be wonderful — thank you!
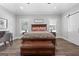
[0,17,8,29]
[34,19,44,23]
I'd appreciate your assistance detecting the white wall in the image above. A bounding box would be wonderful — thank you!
[0,6,16,39]
[56,15,62,37]
[61,4,79,45]
[16,15,61,38]
[61,14,68,38]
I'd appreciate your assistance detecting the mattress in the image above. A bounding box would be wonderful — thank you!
[22,31,55,39]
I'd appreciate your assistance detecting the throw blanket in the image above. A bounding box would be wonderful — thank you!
[22,31,55,39]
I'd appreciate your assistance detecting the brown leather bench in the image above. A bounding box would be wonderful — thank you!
[21,40,55,56]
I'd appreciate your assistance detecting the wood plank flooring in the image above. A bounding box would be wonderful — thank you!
[56,38,79,56]
[0,38,79,56]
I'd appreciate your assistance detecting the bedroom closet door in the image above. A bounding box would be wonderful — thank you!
[68,13,79,45]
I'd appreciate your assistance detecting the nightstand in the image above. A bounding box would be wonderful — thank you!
[51,32,56,37]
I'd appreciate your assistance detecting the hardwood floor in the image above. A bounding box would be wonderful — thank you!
[56,38,79,56]
[0,38,79,56]
[0,39,21,56]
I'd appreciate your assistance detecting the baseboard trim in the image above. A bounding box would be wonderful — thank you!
[60,36,79,46]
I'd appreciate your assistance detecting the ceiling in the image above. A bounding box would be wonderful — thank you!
[0,3,78,16]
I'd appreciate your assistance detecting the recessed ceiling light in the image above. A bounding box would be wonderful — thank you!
[54,7,56,9]
[26,3,30,4]
[20,6,23,10]
[48,3,51,4]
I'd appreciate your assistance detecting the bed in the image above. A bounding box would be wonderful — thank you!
[20,24,56,56]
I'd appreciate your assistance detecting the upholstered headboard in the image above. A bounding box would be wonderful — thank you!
[31,24,47,31]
